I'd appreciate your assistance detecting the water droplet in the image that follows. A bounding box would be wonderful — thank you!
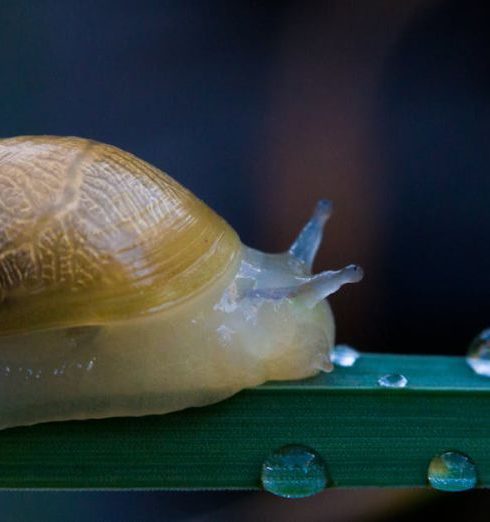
[466,328,490,377]
[428,451,477,492]
[377,373,408,388]
[261,444,328,498]
[331,344,360,367]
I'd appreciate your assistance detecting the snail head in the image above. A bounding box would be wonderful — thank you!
[214,200,363,381]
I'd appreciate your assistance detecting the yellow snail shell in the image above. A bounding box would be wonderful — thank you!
[0,136,362,430]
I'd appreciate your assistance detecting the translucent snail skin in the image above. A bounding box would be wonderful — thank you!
[0,136,363,430]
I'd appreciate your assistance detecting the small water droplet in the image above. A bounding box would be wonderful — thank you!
[428,451,477,492]
[377,373,408,388]
[261,444,328,498]
[466,328,490,377]
[331,344,360,367]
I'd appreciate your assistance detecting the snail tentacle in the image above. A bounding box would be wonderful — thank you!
[296,265,364,308]
[241,263,363,307]
[289,199,332,270]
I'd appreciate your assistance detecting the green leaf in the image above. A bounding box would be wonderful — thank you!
[0,354,488,490]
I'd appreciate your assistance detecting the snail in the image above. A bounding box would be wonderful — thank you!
[0,136,363,430]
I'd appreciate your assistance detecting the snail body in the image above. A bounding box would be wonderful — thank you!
[0,136,362,430]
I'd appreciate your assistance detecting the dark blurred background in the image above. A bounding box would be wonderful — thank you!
[1,0,489,520]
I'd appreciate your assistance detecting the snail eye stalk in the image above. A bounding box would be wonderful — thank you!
[289,199,332,271]
[293,265,364,308]
[243,265,364,307]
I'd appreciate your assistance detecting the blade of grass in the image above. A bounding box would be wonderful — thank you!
[0,353,488,490]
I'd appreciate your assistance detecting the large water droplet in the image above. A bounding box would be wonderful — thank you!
[377,373,408,388]
[428,451,477,492]
[466,328,490,377]
[261,444,328,498]
[331,344,360,368]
